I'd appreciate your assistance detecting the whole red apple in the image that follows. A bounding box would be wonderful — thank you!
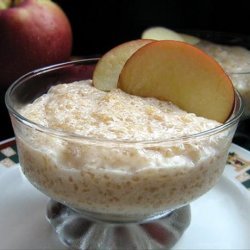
[0,0,73,87]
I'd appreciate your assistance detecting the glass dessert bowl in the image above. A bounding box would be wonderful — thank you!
[5,59,243,249]
[228,72,250,120]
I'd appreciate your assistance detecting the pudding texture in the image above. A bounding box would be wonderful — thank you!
[17,80,231,216]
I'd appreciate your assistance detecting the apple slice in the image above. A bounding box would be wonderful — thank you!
[118,40,234,123]
[141,26,200,45]
[142,26,184,42]
[93,39,154,91]
[179,33,200,45]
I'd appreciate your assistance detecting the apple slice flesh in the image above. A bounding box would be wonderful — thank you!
[142,26,184,42]
[142,26,200,45]
[179,33,200,45]
[93,39,153,91]
[118,40,234,123]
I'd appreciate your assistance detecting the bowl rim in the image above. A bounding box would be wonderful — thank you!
[5,59,244,146]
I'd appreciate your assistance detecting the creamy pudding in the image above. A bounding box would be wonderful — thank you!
[17,80,232,216]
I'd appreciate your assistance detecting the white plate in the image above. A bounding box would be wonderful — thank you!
[0,164,249,250]
[175,165,250,249]
[0,166,66,250]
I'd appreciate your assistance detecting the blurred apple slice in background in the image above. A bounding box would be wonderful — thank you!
[180,33,200,45]
[141,26,200,45]
[93,39,154,91]
[118,40,234,123]
[142,26,184,41]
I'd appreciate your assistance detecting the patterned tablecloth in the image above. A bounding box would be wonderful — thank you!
[0,137,250,191]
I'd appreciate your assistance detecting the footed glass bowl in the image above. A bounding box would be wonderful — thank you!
[5,59,243,249]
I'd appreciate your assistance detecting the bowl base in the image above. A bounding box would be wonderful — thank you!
[46,199,191,249]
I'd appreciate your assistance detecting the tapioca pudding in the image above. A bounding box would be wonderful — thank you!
[17,80,233,216]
